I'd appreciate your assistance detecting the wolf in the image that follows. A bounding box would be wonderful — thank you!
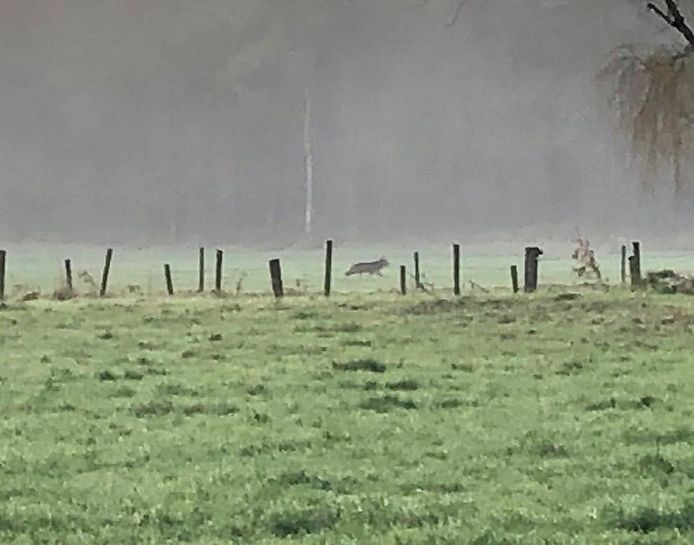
[345,257,390,277]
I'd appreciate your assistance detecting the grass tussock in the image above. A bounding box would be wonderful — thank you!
[332,359,387,373]
[612,500,694,533]
[385,379,419,391]
[359,395,417,412]
[131,400,238,418]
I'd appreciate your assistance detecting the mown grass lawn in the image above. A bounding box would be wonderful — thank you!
[2,290,694,544]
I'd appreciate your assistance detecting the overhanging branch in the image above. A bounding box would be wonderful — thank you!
[446,0,469,27]
[647,2,672,23]
[647,0,694,49]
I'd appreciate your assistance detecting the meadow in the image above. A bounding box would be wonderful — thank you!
[3,285,694,543]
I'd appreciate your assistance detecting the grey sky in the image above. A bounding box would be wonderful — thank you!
[0,1,683,245]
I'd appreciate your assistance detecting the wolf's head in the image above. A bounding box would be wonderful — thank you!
[378,256,390,267]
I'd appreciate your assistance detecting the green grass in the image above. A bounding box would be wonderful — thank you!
[3,290,694,543]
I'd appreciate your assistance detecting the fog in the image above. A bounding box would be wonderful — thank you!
[0,0,688,247]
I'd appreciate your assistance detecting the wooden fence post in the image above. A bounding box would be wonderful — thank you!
[164,264,174,296]
[510,265,519,294]
[269,258,284,298]
[524,247,542,293]
[414,252,421,290]
[0,250,5,301]
[65,259,73,291]
[215,249,223,293]
[453,244,461,296]
[400,265,407,295]
[198,247,205,293]
[620,245,627,285]
[632,241,642,287]
[324,240,333,297]
[629,256,639,289]
[100,248,113,297]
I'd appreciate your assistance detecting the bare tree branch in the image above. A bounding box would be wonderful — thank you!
[647,2,672,23]
[648,0,694,49]
[446,0,469,27]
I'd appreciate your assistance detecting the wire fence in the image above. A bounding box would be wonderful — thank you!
[0,241,689,300]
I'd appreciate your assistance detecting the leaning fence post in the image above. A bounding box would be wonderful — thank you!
[0,250,6,301]
[632,241,642,287]
[164,264,174,296]
[414,252,421,290]
[400,265,407,295]
[65,259,73,291]
[453,244,461,296]
[324,240,333,297]
[510,265,519,294]
[198,247,205,293]
[100,248,113,297]
[524,247,542,293]
[269,258,284,298]
[215,249,223,293]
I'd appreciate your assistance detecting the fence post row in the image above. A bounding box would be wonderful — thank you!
[164,264,174,296]
[64,259,73,291]
[620,245,627,285]
[324,240,333,297]
[510,265,519,294]
[629,256,638,289]
[414,252,421,290]
[0,250,6,301]
[100,248,113,297]
[215,249,223,293]
[198,247,205,293]
[631,241,642,288]
[453,244,461,296]
[523,247,542,293]
[269,259,284,298]
[8,243,644,299]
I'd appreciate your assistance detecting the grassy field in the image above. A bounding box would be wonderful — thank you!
[3,289,694,543]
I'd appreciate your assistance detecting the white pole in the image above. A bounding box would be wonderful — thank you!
[303,87,314,236]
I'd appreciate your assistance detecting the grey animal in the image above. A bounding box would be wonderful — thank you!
[345,257,390,277]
